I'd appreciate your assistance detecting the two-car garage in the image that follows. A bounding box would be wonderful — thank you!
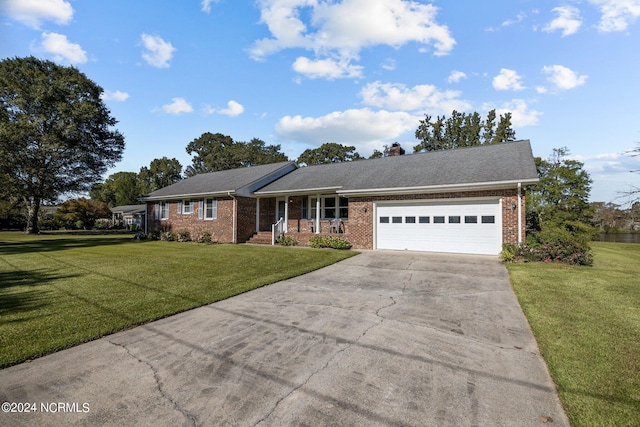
[374,198,503,255]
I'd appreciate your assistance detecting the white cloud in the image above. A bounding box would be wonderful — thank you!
[101,90,129,102]
[202,100,245,117]
[543,65,587,90]
[381,58,396,71]
[483,99,542,127]
[448,70,467,83]
[543,6,582,36]
[492,68,525,91]
[2,0,73,29]
[250,0,455,79]
[573,151,640,176]
[162,98,193,115]
[501,12,526,27]
[589,0,640,32]
[37,32,87,64]
[359,81,471,114]
[219,100,245,117]
[201,0,219,13]
[275,108,418,151]
[141,33,176,68]
[292,56,363,79]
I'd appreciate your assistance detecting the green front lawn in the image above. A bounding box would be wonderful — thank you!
[507,242,640,427]
[0,232,356,368]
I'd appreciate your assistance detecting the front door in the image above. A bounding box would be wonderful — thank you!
[276,198,286,222]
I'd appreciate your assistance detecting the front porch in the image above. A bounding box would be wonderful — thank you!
[252,195,351,246]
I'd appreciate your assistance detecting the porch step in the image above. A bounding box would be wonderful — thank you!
[246,231,273,245]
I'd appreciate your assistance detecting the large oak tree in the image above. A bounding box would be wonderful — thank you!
[185,133,288,176]
[0,57,124,232]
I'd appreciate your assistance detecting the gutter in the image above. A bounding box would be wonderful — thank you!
[254,186,342,197]
[337,178,539,197]
[141,190,236,201]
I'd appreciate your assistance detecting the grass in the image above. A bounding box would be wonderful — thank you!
[0,232,356,368]
[507,242,640,427]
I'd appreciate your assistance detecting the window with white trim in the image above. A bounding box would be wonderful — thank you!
[203,198,217,219]
[182,200,194,214]
[307,196,348,219]
[160,202,169,220]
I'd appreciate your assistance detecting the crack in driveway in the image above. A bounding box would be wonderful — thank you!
[254,296,397,426]
[109,340,198,426]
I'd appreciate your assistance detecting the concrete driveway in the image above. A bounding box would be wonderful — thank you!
[1,251,567,426]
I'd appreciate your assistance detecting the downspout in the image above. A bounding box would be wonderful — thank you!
[228,191,237,244]
[517,182,522,245]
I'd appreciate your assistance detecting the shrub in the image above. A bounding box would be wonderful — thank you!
[148,229,161,241]
[502,226,593,266]
[196,231,212,244]
[277,235,298,246]
[500,244,518,263]
[309,236,352,250]
[176,229,191,242]
[133,231,147,241]
[160,230,177,242]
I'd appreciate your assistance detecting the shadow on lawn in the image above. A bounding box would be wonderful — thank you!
[0,269,81,317]
[0,236,136,256]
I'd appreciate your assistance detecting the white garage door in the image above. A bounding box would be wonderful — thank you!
[375,200,502,255]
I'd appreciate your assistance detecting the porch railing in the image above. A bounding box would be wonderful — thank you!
[272,217,284,245]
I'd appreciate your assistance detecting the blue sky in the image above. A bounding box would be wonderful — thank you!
[2,0,640,204]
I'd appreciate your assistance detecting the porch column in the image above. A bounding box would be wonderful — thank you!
[255,198,260,233]
[315,194,321,234]
[284,198,289,232]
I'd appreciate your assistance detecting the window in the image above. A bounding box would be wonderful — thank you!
[324,197,336,219]
[434,216,445,223]
[419,216,430,224]
[339,197,348,218]
[380,216,390,223]
[481,215,495,224]
[182,200,193,214]
[449,216,461,224]
[465,216,478,224]
[160,202,169,220]
[307,196,349,219]
[203,199,217,220]
[405,216,416,224]
[392,216,402,224]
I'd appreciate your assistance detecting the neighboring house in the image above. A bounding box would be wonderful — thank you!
[142,140,539,255]
[111,204,146,229]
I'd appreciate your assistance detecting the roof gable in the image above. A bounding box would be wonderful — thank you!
[143,161,297,200]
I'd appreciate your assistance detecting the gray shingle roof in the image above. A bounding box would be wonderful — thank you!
[142,161,297,200]
[256,140,538,196]
[110,204,146,215]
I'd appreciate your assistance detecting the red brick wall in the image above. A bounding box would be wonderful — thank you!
[147,196,257,243]
[148,189,527,248]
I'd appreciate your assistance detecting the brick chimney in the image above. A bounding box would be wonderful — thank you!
[388,142,405,156]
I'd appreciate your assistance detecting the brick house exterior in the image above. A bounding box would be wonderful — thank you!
[143,141,538,255]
